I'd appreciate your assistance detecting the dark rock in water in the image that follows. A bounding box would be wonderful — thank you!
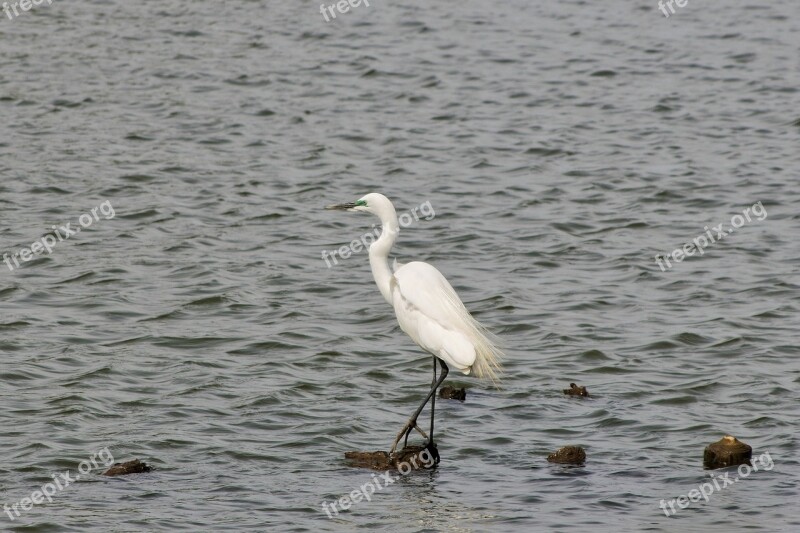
[103,459,152,477]
[563,383,589,397]
[345,443,439,471]
[547,446,586,465]
[704,435,752,469]
[439,385,466,401]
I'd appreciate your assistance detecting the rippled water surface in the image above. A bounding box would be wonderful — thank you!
[1,0,799,531]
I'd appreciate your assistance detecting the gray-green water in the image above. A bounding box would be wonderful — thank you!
[1,0,799,531]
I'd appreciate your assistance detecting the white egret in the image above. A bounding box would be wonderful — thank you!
[326,193,503,455]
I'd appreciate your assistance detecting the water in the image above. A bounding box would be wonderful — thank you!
[1,0,799,531]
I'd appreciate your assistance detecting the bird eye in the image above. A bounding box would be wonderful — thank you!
[355,200,367,207]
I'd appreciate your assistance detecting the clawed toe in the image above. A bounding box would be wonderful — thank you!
[390,419,429,454]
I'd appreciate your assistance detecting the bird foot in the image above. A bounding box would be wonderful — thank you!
[390,418,428,454]
[423,440,440,465]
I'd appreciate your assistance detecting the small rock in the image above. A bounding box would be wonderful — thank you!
[547,446,586,465]
[103,459,152,477]
[704,435,752,469]
[563,383,589,397]
[345,444,439,471]
[439,386,466,401]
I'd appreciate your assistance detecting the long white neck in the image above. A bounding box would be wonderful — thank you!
[369,207,399,305]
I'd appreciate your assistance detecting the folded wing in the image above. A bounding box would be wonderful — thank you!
[390,261,502,382]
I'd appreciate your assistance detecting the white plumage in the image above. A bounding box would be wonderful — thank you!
[391,261,500,381]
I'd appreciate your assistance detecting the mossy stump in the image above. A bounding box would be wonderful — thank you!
[345,443,439,470]
[547,446,586,465]
[704,435,752,469]
[439,386,466,401]
[103,459,152,477]
[563,383,589,397]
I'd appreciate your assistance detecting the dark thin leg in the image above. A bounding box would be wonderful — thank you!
[391,358,449,453]
[429,356,438,442]
[405,355,438,449]
[428,359,448,465]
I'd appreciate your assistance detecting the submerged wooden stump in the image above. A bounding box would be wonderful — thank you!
[103,459,152,477]
[344,450,393,470]
[547,446,586,465]
[563,383,589,397]
[439,386,466,401]
[704,435,752,469]
[345,444,439,471]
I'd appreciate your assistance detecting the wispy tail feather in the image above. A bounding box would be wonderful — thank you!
[467,320,504,386]
[440,288,503,386]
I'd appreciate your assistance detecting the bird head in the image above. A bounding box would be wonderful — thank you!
[325,193,394,217]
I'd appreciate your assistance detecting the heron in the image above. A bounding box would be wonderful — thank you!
[326,193,503,456]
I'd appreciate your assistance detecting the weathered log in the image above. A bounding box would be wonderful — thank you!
[439,386,466,401]
[103,459,152,477]
[563,383,589,397]
[345,444,439,471]
[547,446,586,465]
[704,435,752,469]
